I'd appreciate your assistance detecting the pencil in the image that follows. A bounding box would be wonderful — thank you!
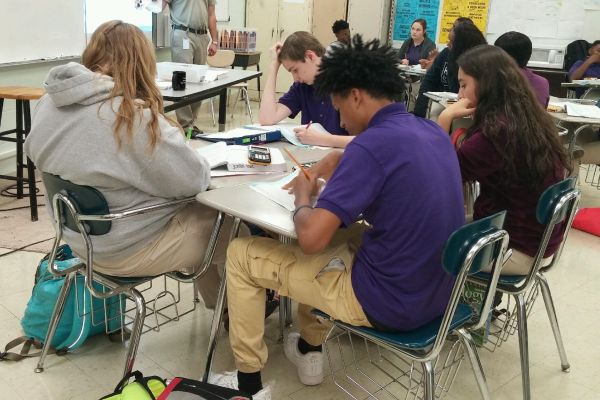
[305,120,312,130]
[283,148,310,180]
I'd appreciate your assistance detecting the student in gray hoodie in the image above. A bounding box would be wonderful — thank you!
[25,20,230,309]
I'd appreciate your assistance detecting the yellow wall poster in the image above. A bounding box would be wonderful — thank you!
[438,0,490,44]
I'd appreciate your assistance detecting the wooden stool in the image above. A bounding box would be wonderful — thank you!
[0,86,45,221]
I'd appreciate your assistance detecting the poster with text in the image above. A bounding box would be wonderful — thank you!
[439,0,490,44]
[393,0,442,46]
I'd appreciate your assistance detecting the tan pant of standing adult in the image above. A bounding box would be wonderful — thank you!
[225,224,372,373]
[170,29,210,129]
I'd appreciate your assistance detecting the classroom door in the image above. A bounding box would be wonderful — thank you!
[312,0,347,47]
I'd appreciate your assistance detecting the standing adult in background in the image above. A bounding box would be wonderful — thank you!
[412,21,486,118]
[163,0,218,135]
[398,19,436,66]
[331,20,351,47]
[495,31,550,107]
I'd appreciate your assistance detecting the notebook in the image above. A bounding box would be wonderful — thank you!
[246,122,329,147]
[200,127,283,145]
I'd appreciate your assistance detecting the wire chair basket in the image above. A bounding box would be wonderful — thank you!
[322,328,465,400]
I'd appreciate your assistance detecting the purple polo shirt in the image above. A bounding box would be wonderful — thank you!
[405,44,422,65]
[278,82,348,135]
[522,68,549,107]
[568,60,600,97]
[315,102,464,331]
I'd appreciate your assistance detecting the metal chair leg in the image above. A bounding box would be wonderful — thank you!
[231,89,241,119]
[210,98,216,126]
[457,328,491,400]
[284,296,293,327]
[243,88,253,123]
[515,293,531,400]
[122,287,146,377]
[36,272,76,373]
[537,274,570,372]
[422,360,435,400]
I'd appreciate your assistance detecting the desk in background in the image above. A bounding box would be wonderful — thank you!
[530,67,568,98]
[162,68,261,131]
[233,51,261,101]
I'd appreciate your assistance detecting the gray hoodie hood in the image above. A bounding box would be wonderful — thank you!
[44,62,114,107]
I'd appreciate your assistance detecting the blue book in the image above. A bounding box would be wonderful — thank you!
[199,127,282,145]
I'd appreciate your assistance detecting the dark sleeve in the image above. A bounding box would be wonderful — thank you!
[278,83,302,118]
[398,39,410,59]
[413,50,445,117]
[456,132,502,182]
[420,38,436,59]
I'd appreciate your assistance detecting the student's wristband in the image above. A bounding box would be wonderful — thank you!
[293,204,313,220]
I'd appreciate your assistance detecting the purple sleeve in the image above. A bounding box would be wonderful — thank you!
[457,132,502,182]
[278,83,302,118]
[315,144,384,227]
[568,60,584,79]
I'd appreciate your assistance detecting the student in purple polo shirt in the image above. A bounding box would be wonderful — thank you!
[568,40,600,98]
[258,31,352,148]
[495,31,550,107]
[438,45,572,275]
[209,35,464,399]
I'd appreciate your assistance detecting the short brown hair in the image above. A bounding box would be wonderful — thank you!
[278,31,325,62]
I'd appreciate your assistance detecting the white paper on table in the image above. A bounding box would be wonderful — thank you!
[565,103,600,119]
[249,171,299,211]
[155,80,172,90]
[426,92,458,100]
[204,70,228,82]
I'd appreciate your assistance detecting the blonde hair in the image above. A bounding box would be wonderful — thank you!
[82,20,173,152]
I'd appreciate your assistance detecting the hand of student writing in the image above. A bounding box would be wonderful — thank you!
[293,126,325,146]
[401,58,410,66]
[282,171,318,207]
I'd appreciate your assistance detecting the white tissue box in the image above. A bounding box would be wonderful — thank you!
[156,62,208,83]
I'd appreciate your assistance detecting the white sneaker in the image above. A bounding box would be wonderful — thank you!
[283,331,324,385]
[208,370,272,400]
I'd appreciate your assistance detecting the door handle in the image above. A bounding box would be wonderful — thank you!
[279,28,284,38]
[271,28,274,38]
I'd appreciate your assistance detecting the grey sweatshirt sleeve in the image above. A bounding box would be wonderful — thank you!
[124,112,211,199]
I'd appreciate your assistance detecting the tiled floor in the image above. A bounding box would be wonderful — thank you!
[1,101,599,399]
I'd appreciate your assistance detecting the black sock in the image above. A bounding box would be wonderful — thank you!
[237,371,262,396]
[298,337,322,354]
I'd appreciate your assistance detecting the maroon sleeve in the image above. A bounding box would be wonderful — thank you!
[456,131,502,182]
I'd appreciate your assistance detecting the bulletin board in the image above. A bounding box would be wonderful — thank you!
[392,0,442,47]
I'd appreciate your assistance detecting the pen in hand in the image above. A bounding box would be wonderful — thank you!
[283,148,311,180]
[305,120,312,131]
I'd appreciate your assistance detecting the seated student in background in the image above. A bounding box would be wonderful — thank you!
[24,20,236,308]
[495,31,550,107]
[258,31,352,148]
[413,21,486,118]
[437,45,572,275]
[398,18,436,66]
[209,35,465,399]
[568,40,600,98]
[330,19,350,47]
[419,17,474,70]
[568,40,600,81]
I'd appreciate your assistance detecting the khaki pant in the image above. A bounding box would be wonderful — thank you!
[170,29,210,128]
[481,248,552,276]
[226,224,371,373]
[96,203,243,309]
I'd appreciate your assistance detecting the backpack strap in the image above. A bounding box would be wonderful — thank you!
[0,336,65,362]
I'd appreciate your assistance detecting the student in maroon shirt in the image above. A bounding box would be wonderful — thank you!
[494,31,550,108]
[438,45,572,275]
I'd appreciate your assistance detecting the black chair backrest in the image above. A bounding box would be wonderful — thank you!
[42,172,111,235]
[536,177,577,226]
[564,40,590,72]
[442,211,507,276]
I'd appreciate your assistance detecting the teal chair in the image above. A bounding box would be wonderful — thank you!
[313,211,509,400]
[35,172,225,377]
[468,177,581,400]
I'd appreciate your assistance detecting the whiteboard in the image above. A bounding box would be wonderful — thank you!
[0,0,86,64]
[216,0,230,22]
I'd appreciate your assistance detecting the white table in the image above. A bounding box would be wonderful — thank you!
[162,68,261,131]
[561,80,600,99]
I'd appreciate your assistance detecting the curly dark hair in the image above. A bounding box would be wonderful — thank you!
[314,34,405,101]
[458,45,571,187]
[332,19,349,34]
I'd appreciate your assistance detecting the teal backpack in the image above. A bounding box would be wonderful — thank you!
[0,245,124,361]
